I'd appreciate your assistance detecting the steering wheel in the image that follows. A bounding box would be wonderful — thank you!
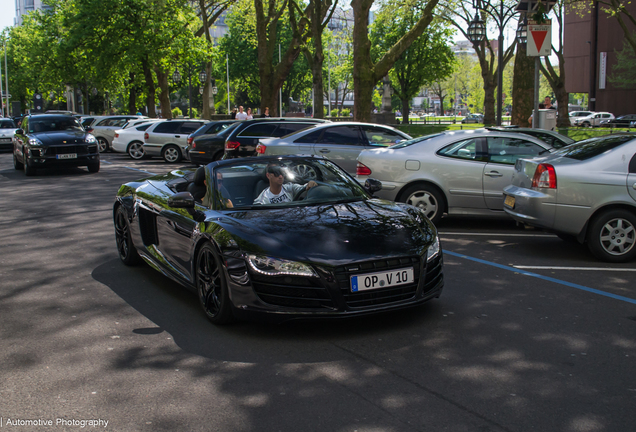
[293,186,309,201]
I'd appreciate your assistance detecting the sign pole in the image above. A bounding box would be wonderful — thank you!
[527,19,551,129]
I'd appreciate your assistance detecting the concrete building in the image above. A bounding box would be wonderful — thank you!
[14,0,51,25]
[564,3,636,115]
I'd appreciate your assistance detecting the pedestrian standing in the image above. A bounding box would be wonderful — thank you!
[260,107,270,118]
[230,108,237,119]
[235,106,248,120]
[246,108,253,120]
[544,96,556,110]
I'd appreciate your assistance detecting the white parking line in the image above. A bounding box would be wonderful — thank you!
[439,232,555,238]
[514,266,636,272]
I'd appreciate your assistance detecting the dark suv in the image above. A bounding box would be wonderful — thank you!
[224,118,328,158]
[12,114,100,176]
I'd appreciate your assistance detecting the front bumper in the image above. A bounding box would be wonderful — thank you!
[26,146,100,167]
[225,252,444,322]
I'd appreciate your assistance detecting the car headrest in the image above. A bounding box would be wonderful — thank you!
[194,166,206,186]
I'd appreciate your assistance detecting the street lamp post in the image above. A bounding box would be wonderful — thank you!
[466,0,518,126]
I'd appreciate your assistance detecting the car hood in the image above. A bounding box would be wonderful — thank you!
[0,128,17,136]
[215,199,435,265]
[33,130,88,144]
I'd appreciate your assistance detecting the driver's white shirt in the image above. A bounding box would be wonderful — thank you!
[253,183,304,204]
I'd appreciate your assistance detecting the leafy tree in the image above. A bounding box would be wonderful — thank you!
[608,35,636,88]
[370,7,455,123]
[351,0,440,121]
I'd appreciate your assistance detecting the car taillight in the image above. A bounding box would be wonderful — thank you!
[357,162,372,176]
[187,135,193,146]
[144,132,149,141]
[192,142,196,149]
[256,143,266,154]
[225,140,240,150]
[532,163,557,189]
[114,133,119,138]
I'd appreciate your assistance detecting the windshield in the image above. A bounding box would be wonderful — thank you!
[212,158,368,210]
[29,117,83,133]
[0,120,16,128]
[552,134,634,161]
[217,122,240,137]
[389,133,443,149]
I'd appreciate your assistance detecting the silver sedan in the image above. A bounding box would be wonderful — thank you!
[355,129,557,224]
[256,122,411,175]
[503,133,636,262]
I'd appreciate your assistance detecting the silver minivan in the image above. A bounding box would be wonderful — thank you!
[143,119,207,162]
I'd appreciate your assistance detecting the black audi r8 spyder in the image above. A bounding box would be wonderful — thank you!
[12,114,100,176]
[113,155,444,324]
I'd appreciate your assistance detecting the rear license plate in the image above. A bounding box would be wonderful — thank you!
[57,153,77,159]
[504,195,515,208]
[351,267,414,292]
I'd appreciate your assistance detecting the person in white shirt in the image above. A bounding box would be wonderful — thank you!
[235,106,248,120]
[253,164,318,205]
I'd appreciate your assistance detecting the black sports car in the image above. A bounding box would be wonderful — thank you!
[114,156,444,324]
[12,114,100,176]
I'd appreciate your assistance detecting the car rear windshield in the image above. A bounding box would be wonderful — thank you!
[390,133,443,149]
[554,135,634,160]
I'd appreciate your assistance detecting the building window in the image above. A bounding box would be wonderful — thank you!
[25,0,35,10]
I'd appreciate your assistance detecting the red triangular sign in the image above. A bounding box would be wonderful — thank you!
[531,30,548,51]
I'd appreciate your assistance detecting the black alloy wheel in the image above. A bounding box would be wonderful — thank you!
[13,152,23,170]
[114,206,141,266]
[196,243,233,324]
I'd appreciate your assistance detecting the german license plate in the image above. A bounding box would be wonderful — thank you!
[351,267,414,292]
[57,153,77,159]
[504,195,515,208]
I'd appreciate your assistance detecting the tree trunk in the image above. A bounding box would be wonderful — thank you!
[555,83,569,128]
[141,58,156,118]
[155,66,172,119]
[311,45,325,118]
[401,98,410,124]
[128,72,137,115]
[511,46,534,127]
[201,61,213,119]
[482,78,496,125]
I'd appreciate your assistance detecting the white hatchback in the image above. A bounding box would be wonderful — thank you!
[111,120,162,159]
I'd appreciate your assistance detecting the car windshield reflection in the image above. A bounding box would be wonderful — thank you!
[29,119,84,133]
[212,158,369,210]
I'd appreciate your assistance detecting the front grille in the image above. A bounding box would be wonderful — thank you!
[48,145,93,156]
[334,256,421,308]
[251,274,336,309]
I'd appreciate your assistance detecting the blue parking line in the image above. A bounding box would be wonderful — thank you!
[444,250,636,306]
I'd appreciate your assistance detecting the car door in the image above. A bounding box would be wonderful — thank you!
[102,118,129,141]
[435,137,489,210]
[155,204,199,281]
[628,153,636,202]
[177,121,205,147]
[483,136,547,210]
[312,125,364,174]
[293,128,323,155]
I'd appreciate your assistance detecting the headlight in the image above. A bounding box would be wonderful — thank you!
[86,134,97,143]
[426,236,440,262]
[29,137,43,146]
[247,254,318,277]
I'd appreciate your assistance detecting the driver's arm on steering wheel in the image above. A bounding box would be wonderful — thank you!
[305,180,318,190]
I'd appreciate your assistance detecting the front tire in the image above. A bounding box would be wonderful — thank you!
[114,206,141,266]
[162,145,181,163]
[587,209,636,262]
[196,243,233,324]
[13,152,23,170]
[127,141,145,160]
[97,137,109,153]
[87,162,100,173]
[23,156,36,176]
[399,183,445,225]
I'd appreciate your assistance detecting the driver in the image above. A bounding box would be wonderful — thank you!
[253,164,317,204]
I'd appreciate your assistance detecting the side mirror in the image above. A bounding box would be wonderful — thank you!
[15,129,24,135]
[168,192,195,209]
[364,178,382,194]
[85,127,93,133]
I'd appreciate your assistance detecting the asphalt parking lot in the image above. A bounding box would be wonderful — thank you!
[1,151,635,432]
